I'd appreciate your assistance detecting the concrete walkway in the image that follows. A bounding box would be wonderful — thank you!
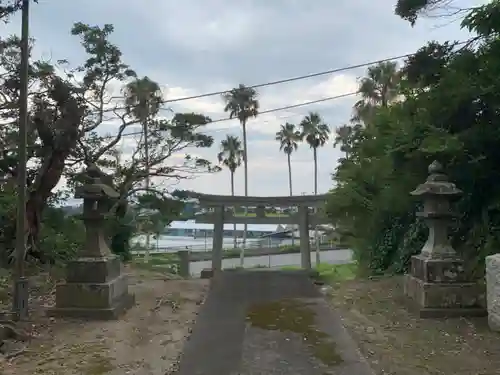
[176,270,373,375]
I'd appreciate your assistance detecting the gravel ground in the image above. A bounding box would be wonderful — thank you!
[328,276,500,375]
[1,267,209,375]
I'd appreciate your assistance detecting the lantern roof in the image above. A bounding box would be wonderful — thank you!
[410,161,462,198]
[75,164,119,199]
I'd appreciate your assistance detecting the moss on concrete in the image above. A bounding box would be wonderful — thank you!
[246,298,342,367]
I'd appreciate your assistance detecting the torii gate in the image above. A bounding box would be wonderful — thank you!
[186,193,329,272]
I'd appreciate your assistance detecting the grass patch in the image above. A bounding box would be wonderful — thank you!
[222,249,240,257]
[316,263,357,282]
[279,244,300,253]
[281,263,357,283]
[132,253,180,274]
[146,254,179,265]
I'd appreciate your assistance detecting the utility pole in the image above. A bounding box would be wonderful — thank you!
[143,117,151,263]
[12,0,30,321]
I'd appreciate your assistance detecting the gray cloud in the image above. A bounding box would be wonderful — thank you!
[3,0,479,195]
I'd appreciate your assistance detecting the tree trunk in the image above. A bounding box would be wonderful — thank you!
[241,119,248,266]
[313,147,319,265]
[287,152,293,196]
[24,80,83,262]
[313,147,318,195]
[110,200,132,261]
[241,120,248,247]
[26,151,72,262]
[230,170,237,250]
[25,195,42,261]
[287,152,295,246]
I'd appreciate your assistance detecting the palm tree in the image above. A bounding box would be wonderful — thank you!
[352,61,400,124]
[275,123,302,196]
[299,112,330,195]
[222,84,259,250]
[275,122,302,246]
[123,76,162,263]
[218,135,244,253]
[300,112,330,266]
[333,124,353,159]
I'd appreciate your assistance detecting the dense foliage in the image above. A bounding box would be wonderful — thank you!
[0,7,217,266]
[326,1,500,277]
[4,0,500,276]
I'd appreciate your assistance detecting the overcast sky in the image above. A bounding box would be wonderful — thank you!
[4,0,485,197]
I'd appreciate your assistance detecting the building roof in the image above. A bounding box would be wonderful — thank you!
[168,220,277,232]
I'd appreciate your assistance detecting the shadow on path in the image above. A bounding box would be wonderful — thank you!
[176,270,373,375]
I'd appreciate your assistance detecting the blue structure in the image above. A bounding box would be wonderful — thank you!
[164,220,282,239]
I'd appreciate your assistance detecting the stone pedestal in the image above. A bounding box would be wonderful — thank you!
[47,165,135,320]
[404,254,485,317]
[48,255,135,320]
[486,254,500,330]
[200,268,215,279]
[404,161,485,318]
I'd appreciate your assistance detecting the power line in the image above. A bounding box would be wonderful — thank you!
[96,38,471,140]
[144,39,469,105]
[96,38,469,116]
[94,38,474,118]
[101,91,358,139]
[160,56,403,104]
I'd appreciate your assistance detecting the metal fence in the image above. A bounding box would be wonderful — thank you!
[130,239,339,255]
[132,248,353,278]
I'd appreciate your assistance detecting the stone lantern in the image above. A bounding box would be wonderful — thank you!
[48,165,135,320]
[404,161,485,317]
[77,165,119,257]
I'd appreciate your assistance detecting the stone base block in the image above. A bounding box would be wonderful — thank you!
[47,273,135,320]
[66,255,122,284]
[200,268,214,279]
[55,274,130,309]
[404,274,486,318]
[406,301,487,318]
[410,254,467,283]
[47,292,135,320]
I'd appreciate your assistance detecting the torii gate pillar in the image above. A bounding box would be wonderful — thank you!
[298,205,312,269]
[211,205,224,271]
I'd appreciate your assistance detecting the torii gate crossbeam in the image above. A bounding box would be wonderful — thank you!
[186,192,329,273]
